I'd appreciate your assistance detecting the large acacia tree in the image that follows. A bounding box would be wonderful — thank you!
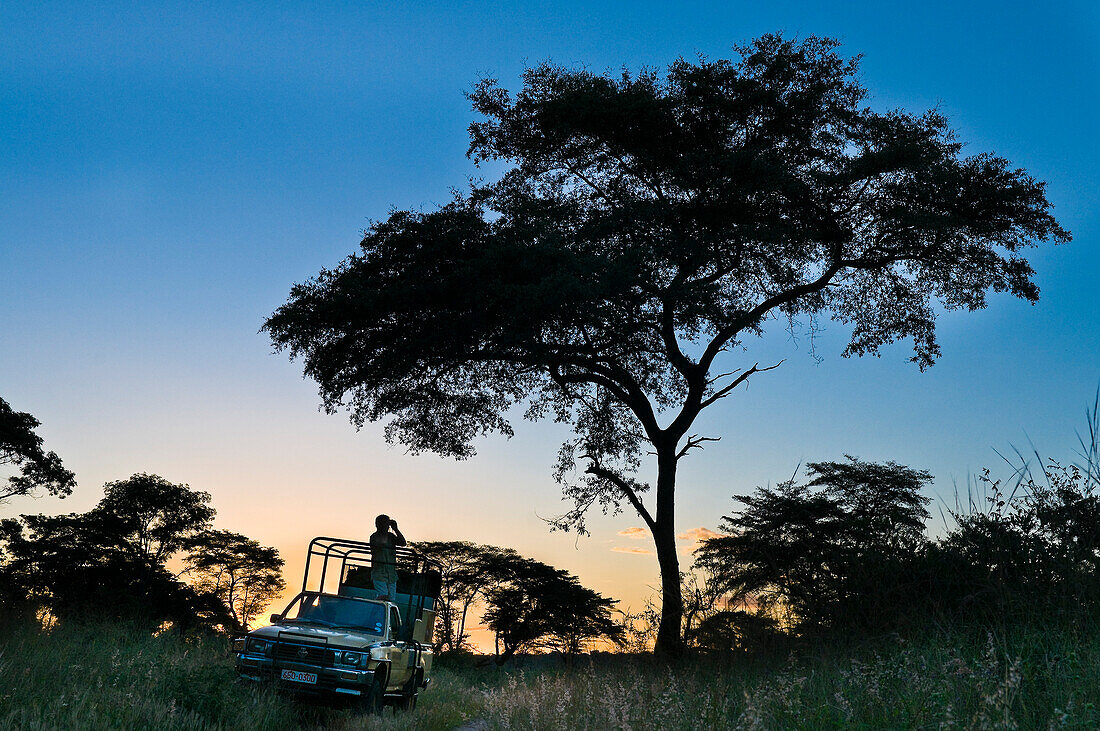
[265,36,1068,656]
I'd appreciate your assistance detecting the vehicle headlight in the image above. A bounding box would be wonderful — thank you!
[246,637,268,653]
[341,651,361,665]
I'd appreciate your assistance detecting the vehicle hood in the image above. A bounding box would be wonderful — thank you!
[251,623,384,649]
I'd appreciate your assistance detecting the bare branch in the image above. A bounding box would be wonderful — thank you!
[676,434,721,459]
[699,360,784,409]
[707,370,741,384]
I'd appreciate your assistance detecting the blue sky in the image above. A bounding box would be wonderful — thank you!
[2,1,1098,610]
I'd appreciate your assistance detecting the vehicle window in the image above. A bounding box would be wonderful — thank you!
[281,593,386,634]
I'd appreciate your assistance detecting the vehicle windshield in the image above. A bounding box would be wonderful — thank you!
[280,593,386,633]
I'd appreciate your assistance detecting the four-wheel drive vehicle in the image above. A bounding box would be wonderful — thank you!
[235,537,441,712]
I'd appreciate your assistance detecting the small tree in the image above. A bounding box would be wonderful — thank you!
[185,529,286,631]
[0,397,75,505]
[538,577,623,658]
[419,541,621,661]
[482,558,620,664]
[265,35,1068,656]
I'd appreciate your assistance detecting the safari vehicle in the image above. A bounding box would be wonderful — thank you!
[235,537,441,713]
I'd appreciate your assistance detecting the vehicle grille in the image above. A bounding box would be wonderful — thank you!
[274,641,335,667]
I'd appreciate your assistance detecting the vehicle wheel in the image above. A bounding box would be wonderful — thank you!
[359,669,386,716]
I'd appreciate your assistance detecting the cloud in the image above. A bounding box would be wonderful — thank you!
[677,527,722,542]
[617,526,648,539]
[611,546,654,555]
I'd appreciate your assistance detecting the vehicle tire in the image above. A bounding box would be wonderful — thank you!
[359,668,386,716]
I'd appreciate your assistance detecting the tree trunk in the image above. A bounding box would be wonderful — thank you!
[652,448,684,658]
[458,598,472,649]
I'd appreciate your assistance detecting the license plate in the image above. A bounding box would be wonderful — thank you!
[281,669,318,684]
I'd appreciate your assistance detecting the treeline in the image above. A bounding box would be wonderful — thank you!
[0,473,284,634]
[415,541,622,664]
[683,453,1100,653]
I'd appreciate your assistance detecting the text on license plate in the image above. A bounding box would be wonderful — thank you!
[281,669,317,684]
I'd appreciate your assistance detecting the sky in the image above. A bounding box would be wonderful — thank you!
[2,1,1098,629]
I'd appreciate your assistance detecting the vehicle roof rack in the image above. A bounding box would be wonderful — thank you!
[302,536,441,595]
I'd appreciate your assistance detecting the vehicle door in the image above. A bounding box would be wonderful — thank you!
[386,605,413,690]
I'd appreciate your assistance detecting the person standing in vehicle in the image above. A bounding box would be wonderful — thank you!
[370,514,406,600]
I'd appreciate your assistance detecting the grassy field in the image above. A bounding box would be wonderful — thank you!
[4,620,1100,729]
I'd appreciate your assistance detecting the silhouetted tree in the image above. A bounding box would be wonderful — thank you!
[0,397,75,505]
[482,558,620,664]
[415,540,523,652]
[696,458,932,633]
[807,456,932,552]
[264,35,1068,656]
[537,576,623,659]
[185,529,286,631]
[91,473,215,564]
[0,512,230,630]
[0,473,230,631]
[418,541,620,660]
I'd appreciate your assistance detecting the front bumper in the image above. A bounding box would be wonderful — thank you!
[236,652,376,697]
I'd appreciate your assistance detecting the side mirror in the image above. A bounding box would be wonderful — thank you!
[270,614,282,623]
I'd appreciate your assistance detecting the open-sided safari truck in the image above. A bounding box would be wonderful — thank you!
[235,537,441,713]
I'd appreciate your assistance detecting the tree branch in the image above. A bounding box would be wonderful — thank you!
[660,299,696,379]
[699,258,845,373]
[584,461,656,530]
[550,362,663,441]
[699,360,784,409]
[676,434,721,459]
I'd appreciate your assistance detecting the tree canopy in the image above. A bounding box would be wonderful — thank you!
[0,396,75,505]
[92,473,215,564]
[265,35,1068,656]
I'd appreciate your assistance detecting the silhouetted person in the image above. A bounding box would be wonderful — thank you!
[370,514,406,600]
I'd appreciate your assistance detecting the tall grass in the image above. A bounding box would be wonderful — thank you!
[468,624,1100,729]
[0,620,477,730]
[8,617,1099,729]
